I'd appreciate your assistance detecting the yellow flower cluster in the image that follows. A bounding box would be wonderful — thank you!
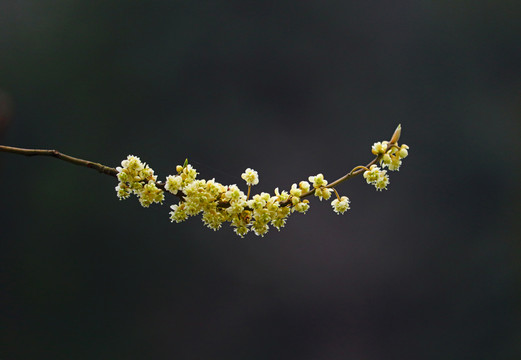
[114,158,349,236]
[309,174,333,200]
[366,131,410,190]
[115,155,164,207]
[372,141,409,171]
[167,165,313,237]
[363,164,390,191]
[114,125,410,237]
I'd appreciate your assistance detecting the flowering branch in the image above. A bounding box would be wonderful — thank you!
[0,125,409,237]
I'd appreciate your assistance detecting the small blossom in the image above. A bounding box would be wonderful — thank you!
[259,192,271,202]
[314,187,333,201]
[173,164,198,187]
[293,200,310,213]
[170,204,188,223]
[266,196,280,212]
[122,155,144,171]
[271,217,287,230]
[117,171,129,182]
[398,144,409,159]
[290,183,302,198]
[364,165,390,191]
[375,173,390,191]
[224,185,244,202]
[371,141,388,155]
[202,210,225,231]
[299,181,311,193]
[115,183,131,199]
[241,168,259,186]
[274,188,290,202]
[247,194,267,210]
[138,181,164,207]
[226,198,247,215]
[253,208,272,226]
[331,196,350,214]
[165,175,183,194]
[309,173,327,188]
[363,165,381,183]
[234,225,249,238]
[387,156,402,171]
[139,167,156,182]
[382,153,392,165]
[251,221,269,236]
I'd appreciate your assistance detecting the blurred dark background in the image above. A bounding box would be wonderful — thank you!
[1,1,520,359]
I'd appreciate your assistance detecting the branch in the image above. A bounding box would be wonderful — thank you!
[0,124,408,237]
[0,145,118,177]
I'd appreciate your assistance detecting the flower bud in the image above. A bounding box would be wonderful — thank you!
[390,124,401,144]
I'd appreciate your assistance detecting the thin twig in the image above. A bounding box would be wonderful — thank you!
[0,145,118,176]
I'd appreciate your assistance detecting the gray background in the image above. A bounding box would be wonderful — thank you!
[1,1,520,359]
